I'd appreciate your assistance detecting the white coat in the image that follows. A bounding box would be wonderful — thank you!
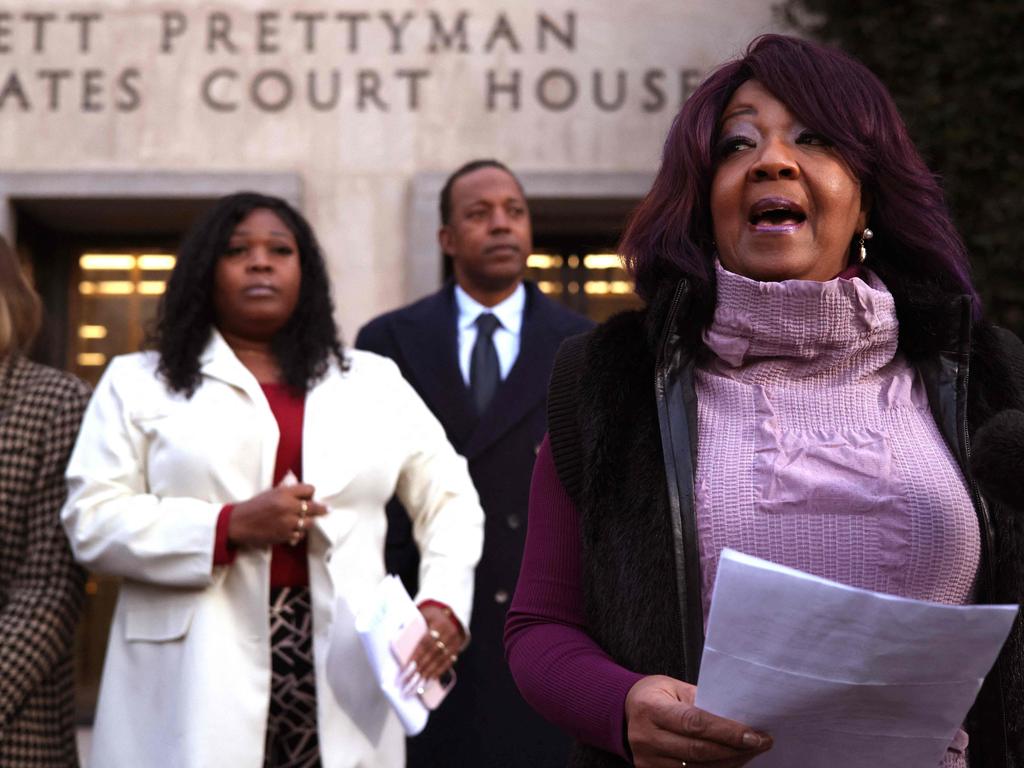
[62,332,484,768]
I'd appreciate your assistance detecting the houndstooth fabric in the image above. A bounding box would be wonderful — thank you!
[264,586,321,768]
[0,355,90,767]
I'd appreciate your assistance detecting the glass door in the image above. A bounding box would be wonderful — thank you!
[527,249,642,322]
[66,249,175,721]
[70,251,175,385]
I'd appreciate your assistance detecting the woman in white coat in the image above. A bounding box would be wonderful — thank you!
[62,192,484,768]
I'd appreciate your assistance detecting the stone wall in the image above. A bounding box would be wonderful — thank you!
[0,0,782,331]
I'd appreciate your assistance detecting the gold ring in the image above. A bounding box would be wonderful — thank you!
[297,516,306,531]
[299,500,309,517]
[435,639,447,652]
[449,653,458,664]
[428,628,441,641]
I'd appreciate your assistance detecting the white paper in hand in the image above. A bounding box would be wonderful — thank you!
[694,549,1018,767]
[352,575,430,735]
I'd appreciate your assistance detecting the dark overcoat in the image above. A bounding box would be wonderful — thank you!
[356,281,592,767]
[0,355,89,767]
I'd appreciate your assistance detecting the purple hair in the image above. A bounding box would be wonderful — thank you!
[621,34,979,319]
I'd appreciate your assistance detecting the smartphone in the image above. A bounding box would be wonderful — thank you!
[390,613,427,664]
[389,614,457,710]
[419,668,456,709]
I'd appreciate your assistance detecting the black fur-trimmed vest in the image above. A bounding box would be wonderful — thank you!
[547,277,1024,768]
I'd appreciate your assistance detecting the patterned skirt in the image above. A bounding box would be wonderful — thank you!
[264,587,321,768]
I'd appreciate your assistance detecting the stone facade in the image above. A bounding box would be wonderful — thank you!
[0,0,781,332]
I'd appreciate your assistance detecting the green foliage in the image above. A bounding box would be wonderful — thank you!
[778,0,1024,335]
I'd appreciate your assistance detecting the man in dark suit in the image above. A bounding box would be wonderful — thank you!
[356,159,592,767]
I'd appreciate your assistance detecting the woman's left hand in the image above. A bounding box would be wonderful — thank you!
[409,603,464,681]
[625,675,771,767]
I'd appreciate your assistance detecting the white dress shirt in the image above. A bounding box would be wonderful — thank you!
[454,282,525,386]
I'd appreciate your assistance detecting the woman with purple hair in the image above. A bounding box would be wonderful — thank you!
[505,34,1024,768]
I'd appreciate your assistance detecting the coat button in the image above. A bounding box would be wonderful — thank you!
[506,514,521,530]
[494,590,509,604]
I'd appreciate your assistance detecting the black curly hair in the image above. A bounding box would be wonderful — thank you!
[153,191,346,396]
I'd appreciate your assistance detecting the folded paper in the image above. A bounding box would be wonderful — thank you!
[694,549,1018,766]
[349,575,431,735]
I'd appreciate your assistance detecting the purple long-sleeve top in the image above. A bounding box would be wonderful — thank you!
[504,435,641,759]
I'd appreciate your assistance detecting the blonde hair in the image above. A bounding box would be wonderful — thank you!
[0,234,42,357]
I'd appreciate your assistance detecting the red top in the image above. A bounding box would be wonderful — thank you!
[213,382,309,587]
[213,382,465,635]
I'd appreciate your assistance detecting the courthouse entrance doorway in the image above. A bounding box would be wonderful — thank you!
[408,169,651,320]
[437,192,646,320]
[16,198,202,379]
[527,195,644,322]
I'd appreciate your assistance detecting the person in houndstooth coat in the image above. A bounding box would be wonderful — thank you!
[0,234,91,767]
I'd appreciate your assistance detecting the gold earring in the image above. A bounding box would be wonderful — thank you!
[858,227,874,264]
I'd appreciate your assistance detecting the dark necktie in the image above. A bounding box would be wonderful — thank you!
[470,313,501,415]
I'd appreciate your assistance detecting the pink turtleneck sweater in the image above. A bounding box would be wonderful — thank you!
[696,264,980,617]
[506,266,979,767]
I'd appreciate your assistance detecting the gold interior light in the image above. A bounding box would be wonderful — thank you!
[95,281,135,295]
[77,352,107,366]
[80,254,136,271]
[537,280,564,295]
[137,281,166,295]
[80,280,145,295]
[79,325,108,339]
[138,254,176,271]
[583,253,624,270]
[527,254,563,270]
[584,280,633,295]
